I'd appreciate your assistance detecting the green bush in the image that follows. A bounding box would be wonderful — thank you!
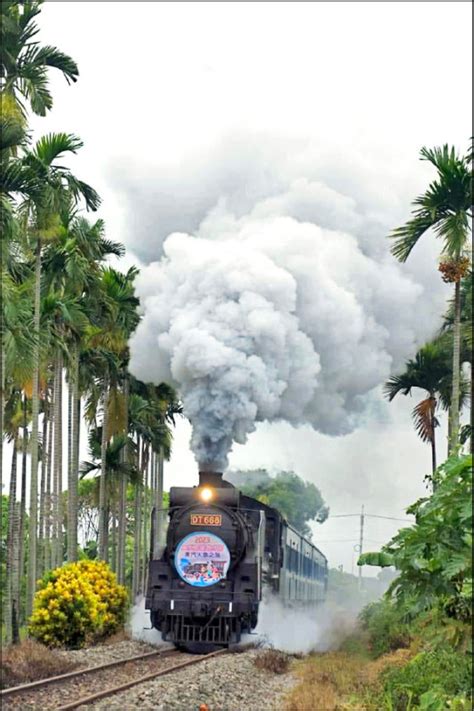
[381,647,472,710]
[359,599,412,657]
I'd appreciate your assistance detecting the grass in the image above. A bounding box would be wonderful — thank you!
[254,648,291,674]
[97,628,131,646]
[0,639,79,689]
[284,646,414,710]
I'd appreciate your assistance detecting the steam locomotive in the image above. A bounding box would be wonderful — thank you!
[145,469,328,649]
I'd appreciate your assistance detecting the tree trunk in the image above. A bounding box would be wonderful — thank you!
[141,447,150,594]
[72,379,80,559]
[27,239,42,616]
[470,360,473,455]
[18,396,28,625]
[430,397,437,489]
[132,477,139,598]
[118,472,127,585]
[98,380,109,560]
[150,450,156,495]
[0,329,4,506]
[132,436,142,599]
[104,503,110,564]
[111,499,117,573]
[153,447,165,560]
[66,378,73,560]
[58,359,64,566]
[38,394,49,578]
[44,379,54,573]
[4,438,18,644]
[10,494,21,644]
[431,429,437,479]
[449,279,462,455]
[67,349,79,562]
[118,378,129,585]
[52,353,63,568]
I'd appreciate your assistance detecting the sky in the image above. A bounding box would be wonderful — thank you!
[18,1,473,573]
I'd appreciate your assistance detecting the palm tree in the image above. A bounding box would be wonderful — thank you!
[384,342,452,478]
[20,132,99,613]
[0,90,29,496]
[84,267,139,561]
[1,0,79,494]
[390,143,472,454]
[41,216,123,562]
[0,0,79,117]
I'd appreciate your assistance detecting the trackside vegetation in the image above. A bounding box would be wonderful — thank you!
[286,455,473,710]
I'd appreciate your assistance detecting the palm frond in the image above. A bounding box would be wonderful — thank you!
[18,62,52,115]
[412,397,437,443]
[390,212,436,262]
[435,212,470,259]
[384,373,416,400]
[34,45,78,84]
[33,132,83,164]
[64,175,101,211]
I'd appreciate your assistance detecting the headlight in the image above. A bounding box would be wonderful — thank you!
[199,486,214,503]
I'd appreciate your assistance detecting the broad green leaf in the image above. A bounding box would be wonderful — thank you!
[358,551,394,567]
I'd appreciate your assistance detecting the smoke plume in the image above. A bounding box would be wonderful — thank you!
[129,165,441,469]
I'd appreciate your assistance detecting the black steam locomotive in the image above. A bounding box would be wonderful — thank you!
[145,469,328,649]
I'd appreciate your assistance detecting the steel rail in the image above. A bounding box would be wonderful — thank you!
[55,648,228,710]
[1,647,177,698]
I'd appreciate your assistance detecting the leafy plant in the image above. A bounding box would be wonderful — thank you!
[380,647,472,710]
[358,599,412,657]
[359,455,472,619]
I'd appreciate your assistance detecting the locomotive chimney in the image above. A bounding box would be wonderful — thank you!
[198,462,224,487]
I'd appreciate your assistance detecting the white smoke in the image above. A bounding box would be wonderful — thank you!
[129,181,440,468]
[247,596,357,654]
[128,595,168,647]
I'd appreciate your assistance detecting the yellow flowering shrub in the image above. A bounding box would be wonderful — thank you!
[28,560,128,649]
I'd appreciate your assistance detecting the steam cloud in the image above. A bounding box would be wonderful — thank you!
[249,596,357,654]
[128,596,170,647]
[128,148,443,469]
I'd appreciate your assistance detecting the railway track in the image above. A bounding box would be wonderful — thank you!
[1,647,227,710]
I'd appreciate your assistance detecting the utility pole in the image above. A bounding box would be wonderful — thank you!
[358,504,365,590]
[329,508,410,586]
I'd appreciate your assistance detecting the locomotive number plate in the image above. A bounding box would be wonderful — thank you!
[190,514,222,526]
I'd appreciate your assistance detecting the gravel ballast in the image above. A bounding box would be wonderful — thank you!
[85,649,296,711]
[2,645,187,710]
[3,640,296,711]
[55,638,170,667]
